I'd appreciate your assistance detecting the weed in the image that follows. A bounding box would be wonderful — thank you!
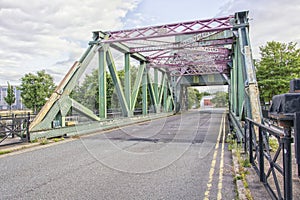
[242,158,251,168]
[232,139,253,200]
[31,138,38,143]
[269,137,279,152]
[234,175,243,181]
[53,137,64,142]
[39,138,49,145]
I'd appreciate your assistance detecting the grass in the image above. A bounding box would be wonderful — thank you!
[269,137,279,152]
[31,138,39,143]
[0,150,12,155]
[39,138,49,145]
[52,137,64,142]
[227,131,253,200]
[31,136,66,145]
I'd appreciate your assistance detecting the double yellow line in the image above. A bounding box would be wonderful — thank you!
[204,114,226,200]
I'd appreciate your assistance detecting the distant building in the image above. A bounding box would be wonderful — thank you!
[0,85,24,110]
[200,95,214,108]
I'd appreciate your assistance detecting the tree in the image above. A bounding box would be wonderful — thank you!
[4,82,16,111]
[71,66,142,112]
[188,88,202,109]
[256,41,300,104]
[211,91,228,107]
[18,70,55,114]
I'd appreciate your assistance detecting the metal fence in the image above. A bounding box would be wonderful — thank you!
[244,117,293,200]
[0,113,31,145]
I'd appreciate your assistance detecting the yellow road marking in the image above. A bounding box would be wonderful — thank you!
[217,115,226,199]
[204,114,224,200]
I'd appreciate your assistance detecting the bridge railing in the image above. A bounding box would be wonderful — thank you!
[244,117,293,200]
[0,113,31,145]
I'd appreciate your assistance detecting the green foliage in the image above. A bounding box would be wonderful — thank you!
[202,91,211,96]
[242,158,251,168]
[256,41,300,103]
[4,82,16,111]
[18,70,55,114]
[187,88,202,109]
[269,137,279,152]
[71,66,144,111]
[211,91,228,107]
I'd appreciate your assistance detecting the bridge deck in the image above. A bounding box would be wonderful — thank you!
[0,109,235,200]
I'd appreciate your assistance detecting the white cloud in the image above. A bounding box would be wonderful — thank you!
[1,0,300,86]
[217,0,300,58]
[0,0,140,85]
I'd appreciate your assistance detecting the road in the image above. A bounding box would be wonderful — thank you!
[0,109,235,200]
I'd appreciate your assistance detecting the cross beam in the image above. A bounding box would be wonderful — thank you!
[130,38,234,53]
[100,16,234,43]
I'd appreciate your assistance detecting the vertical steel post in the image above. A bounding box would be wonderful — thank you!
[99,49,107,119]
[147,73,158,113]
[236,42,245,118]
[282,126,293,200]
[131,62,145,111]
[295,112,300,177]
[259,127,265,183]
[106,48,130,117]
[142,63,148,115]
[125,53,132,116]
[12,113,15,138]
[154,69,159,103]
[26,112,30,142]
[249,121,253,164]
[232,43,237,114]
[244,121,248,153]
[185,86,188,110]
[163,77,167,112]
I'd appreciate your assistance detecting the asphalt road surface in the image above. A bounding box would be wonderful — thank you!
[0,109,235,200]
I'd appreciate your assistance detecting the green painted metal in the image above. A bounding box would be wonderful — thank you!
[142,66,148,115]
[106,48,130,117]
[154,69,159,102]
[71,98,100,121]
[230,50,236,114]
[29,11,263,143]
[31,112,173,141]
[31,95,72,131]
[235,11,262,125]
[124,53,133,116]
[131,61,145,111]
[237,42,245,119]
[99,49,107,119]
[158,73,166,105]
[30,44,99,131]
[147,73,158,113]
[163,81,168,112]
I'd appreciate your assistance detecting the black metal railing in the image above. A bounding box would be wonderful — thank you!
[244,117,293,200]
[0,113,31,145]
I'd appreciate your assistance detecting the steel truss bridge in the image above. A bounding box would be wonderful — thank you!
[29,11,262,139]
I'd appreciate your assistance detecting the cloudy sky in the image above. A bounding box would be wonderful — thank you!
[0,0,299,85]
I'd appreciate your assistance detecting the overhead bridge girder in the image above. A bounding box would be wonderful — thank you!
[30,11,262,141]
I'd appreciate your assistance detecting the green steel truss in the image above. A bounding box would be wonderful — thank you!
[30,11,262,141]
[30,34,174,132]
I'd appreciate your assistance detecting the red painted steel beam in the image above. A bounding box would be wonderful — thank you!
[101,15,234,43]
[129,38,234,53]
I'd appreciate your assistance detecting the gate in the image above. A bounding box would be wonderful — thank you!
[0,113,31,145]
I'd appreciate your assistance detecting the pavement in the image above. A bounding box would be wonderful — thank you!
[1,109,298,199]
